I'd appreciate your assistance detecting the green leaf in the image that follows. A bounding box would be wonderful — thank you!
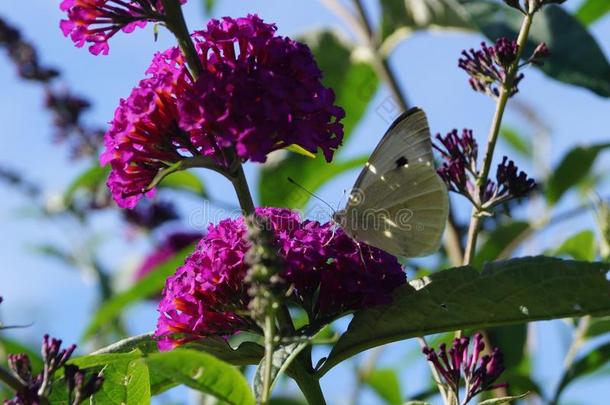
[379,0,473,41]
[460,0,610,97]
[93,359,150,405]
[203,0,216,15]
[185,338,264,366]
[500,127,532,159]
[89,334,160,356]
[145,349,255,405]
[577,0,610,26]
[317,257,610,376]
[259,30,377,209]
[553,342,610,402]
[83,245,195,340]
[478,393,529,405]
[364,368,403,405]
[160,170,207,197]
[553,230,597,261]
[69,350,143,370]
[474,221,530,267]
[253,342,309,401]
[125,360,151,405]
[285,144,317,159]
[64,165,110,204]
[546,143,610,204]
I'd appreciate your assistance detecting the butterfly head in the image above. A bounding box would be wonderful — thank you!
[332,209,347,228]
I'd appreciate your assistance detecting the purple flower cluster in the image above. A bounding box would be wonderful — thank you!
[486,156,536,204]
[182,16,345,163]
[459,38,524,98]
[46,90,103,158]
[0,18,58,81]
[435,129,535,208]
[135,231,201,280]
[123,200,179,230]
[423,333,507,404]
[155,208,405,350]
[503,0,566,13]
[3,335,103,405]
[60,0,187,55]
[100,15,344,208]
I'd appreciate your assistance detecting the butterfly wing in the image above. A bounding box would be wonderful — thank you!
[343,162,449,257]
[353,107,435,191]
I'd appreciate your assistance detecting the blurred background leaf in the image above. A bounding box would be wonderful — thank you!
[577,0,610,26]
[552,230,597,261]
[546,144,610,204]
[363,368,403,405]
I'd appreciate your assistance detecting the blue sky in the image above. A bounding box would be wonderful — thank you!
[1,1,610,404]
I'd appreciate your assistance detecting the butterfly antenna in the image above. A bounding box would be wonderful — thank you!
[287,177,335,214]
[337,189,347,211]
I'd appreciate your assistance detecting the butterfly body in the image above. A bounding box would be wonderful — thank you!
[337,107,449,258]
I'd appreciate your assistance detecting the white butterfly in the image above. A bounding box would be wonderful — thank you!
[333,107,449,257]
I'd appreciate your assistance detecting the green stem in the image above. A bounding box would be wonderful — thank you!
[463,12,534,266]
[160,0,202,79]
[292,351,327,405]
[230,163,256,216]
[159,0,257,217]
[261,312,277,405]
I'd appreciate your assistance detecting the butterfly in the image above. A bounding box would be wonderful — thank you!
[332,107,449,257]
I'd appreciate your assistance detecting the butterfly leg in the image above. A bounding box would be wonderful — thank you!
[355,240,369,271]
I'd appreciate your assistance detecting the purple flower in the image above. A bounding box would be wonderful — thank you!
[181,15,345,163]
[434,130,535,208]
[100,15,345,208]
[64,365,104,404]
[135,231,201,280]
[123,200,179,230]
[530,42,550,66]
[3,335,92,405]
[502,0,524,12]
[45,90,102,158]
[7,354,33,385]
[459,38,523,98]
[99,48,197,208]
[0,18,59,82]
[422,333,507,404]
[435,129,479,204]
[41,335,76,379]
[155,208,405,350]
[59,0,187,55]
[487,156,536,205]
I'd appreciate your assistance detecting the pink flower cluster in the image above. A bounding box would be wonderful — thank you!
[100,15,344,208]
[135,231,201,280]
[60,0,187,55]
[155,208,405,350]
